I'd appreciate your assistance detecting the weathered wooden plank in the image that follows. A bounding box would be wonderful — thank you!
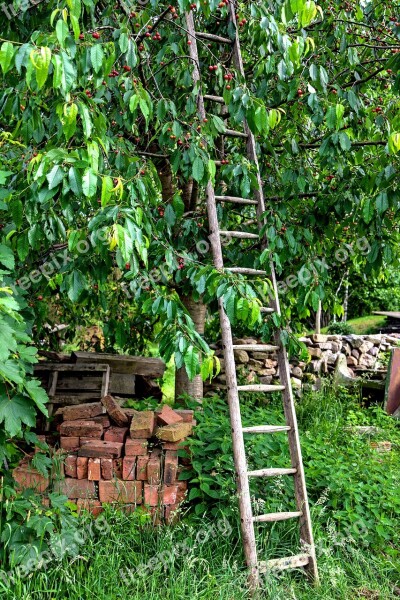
[385,348,400,417]
[72,351,165,377]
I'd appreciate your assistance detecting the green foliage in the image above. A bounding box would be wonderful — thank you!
[183,385,400,553]
[327,321,354,335]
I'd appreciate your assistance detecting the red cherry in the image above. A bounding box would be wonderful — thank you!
[92,31,100,39]
[37,295,43,301]
[125,263,130,269]
[79,33,84,40]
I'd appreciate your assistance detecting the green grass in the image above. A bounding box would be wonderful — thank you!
[321,315,387,335]
[2,386,400,600]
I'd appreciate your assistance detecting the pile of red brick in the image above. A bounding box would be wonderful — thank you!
[13,397,194,522]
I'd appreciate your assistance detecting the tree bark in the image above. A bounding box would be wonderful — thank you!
[315,300,321,334]
[175,295,207,403]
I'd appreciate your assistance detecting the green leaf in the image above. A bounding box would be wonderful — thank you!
[78,102,93,138]
[0,244,15,270]
[56,19,69,47]
[0,42,15,74]
[17,234,29,261]
[62,102,78,140]
[61,51,76,92]
[82,168,97,197]
[125,39,137,69]
[192,157,204,183]
[68,167,83,196]
[47,165,64,189]
[91,44,104,74]
[376,192,388,215]
[164,204,176,226]
[30,47,51,89]
[101,175,114,206]
[10,199,23,229]
[183,346,199,380]
[0,391,36,438]
[362,198,373,224]
[67,269,87,301]
[24,379,48,415]
[389,132,400,154]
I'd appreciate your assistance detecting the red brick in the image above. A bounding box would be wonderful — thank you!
[78,440,123,458]
[144,484,159,506]
[113,458,123,478]
[165,503,180,524]
[64,455,77,478]
[88,458,101,481]
[125,438,148,456]
[60,436,80,451]
[61,402,104,421]
[136,455,149,480]
[176,480,188,504]
[60,420,103,439]
[122,457,136,480]
[77,457,88,479]
[161,441,182,451]
[157,405,183,426]
[173,409,194,423]
[93,415,111,428]
[76,498,103,517]
[104,426,128,443]
[162,485,178,505]
[101,394,129,427]
[156,422,192,442]
[164,451,178,485]
[55,478,97,499]
[101,458,113,480]
[130,411,155,438]
[13,466,49,493]
[98,480,142,504]
[147,450,161,484]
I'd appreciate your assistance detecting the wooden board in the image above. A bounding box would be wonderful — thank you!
[72,351,165,377]
[385,348,400,417]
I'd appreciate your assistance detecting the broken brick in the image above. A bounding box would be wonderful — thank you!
[101,395,129,427]
[55,478,97,499]
[77,457,88,479]
[101,458,113,480]
[173,409,194,423]
[13,466,49,493]
[64,455,77,478]
[156,422,192,442]
[176,480,188,504]
[60,402,104,422]
[88,458,101,481]
[144,484,159,506]
[60,436,80,451]
[104,426,128,443]
[76,498,103,517]
[78,440,123,458]
[136,455,149,481]
[125,438,148,456]
[122,457,136,481]
[147,450,161,484]
[130,411,155,438]
[157,405,183,426]
[98,480,142,504]
[162,484,178,505]
[164,451,178,485]
[113,458,123,478]
[165,503,180,525]
[60,420,103,439]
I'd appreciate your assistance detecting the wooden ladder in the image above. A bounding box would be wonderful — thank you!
[185,2,319,589]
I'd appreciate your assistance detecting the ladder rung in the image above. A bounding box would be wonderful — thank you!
[253,511,302,523]
[242,425,290,434]
[260,307,274,313]
[223,128,248,139]
[247,468,297,477]
[219,230,259,240]
[196,32,233,44]
[226,267,267,275]
[215,195,258,205]
[237,384,285,393]
[204,94,225,104]
[259,553,310,573]
[232,344,278,351]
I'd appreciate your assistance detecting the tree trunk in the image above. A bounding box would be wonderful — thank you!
[175,295,207,403]
[315,300,321,334]
[342,270,349,321]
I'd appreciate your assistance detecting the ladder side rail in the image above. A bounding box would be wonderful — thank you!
[186,10,259,586]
